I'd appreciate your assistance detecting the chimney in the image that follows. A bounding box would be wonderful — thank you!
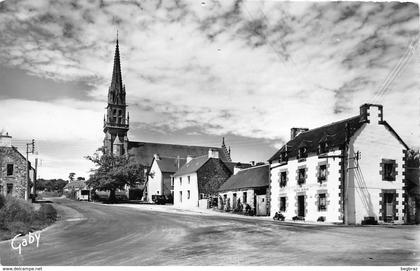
[233,164,243,175]
[0,132,12,147]
[186,155,193,163]
[360,103,383,124]
[208,148,219,159]
[154,153,160,160]
[290,127,309,140]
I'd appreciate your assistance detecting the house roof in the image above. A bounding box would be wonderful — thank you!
[218,164,270,192]
[222,162,253,174]
[128,141,230,167]
[269,111,409,163]
[65,180,87,190]
[269,116,364,162]
[173,155,210,177]
[155,156,186,173]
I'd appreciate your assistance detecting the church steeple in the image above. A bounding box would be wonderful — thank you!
[103,34,129,156]
[108,35,126,105]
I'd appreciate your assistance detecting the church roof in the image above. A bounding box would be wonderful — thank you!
[128,141,230,167]
[218,164,269,192]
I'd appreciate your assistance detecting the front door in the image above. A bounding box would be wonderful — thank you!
[297,195,305,217]
[383,193,395,222]
[256,195,267,216]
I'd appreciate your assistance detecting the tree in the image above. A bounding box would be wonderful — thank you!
[68,172,76,182]
[85,148,147,202]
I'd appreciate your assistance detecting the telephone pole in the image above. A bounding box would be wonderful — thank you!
[26,139,35,201]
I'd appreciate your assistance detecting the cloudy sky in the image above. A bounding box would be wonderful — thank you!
[0,0,419,180]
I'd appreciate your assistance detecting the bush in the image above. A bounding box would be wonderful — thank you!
[0,196,58,240]
[37,204,57,222]
[0,196,35,226]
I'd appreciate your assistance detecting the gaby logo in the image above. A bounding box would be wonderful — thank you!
[11,232,41,254]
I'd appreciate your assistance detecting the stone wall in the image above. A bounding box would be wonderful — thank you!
[0,147,29,199]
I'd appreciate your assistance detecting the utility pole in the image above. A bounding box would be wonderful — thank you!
[34,158,38,202]
[26,139,35,201]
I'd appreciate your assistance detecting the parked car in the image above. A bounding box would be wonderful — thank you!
[152,195,167,205]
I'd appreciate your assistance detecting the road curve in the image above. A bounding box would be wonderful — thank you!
[0,198,418,265]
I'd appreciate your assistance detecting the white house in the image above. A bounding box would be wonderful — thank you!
[218,164,270,216]
[269,104,409,224]
[173,149,232,209]
[146,154,186,203]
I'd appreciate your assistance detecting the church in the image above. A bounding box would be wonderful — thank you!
[102,38,232,200]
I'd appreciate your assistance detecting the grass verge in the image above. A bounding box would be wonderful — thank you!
[0,195,58,241]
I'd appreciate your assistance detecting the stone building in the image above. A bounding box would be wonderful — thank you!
[269,104,409,224]
[218,164,270,216]
[173,149,233,209]
[0,133,35,200]
[101,38,232,198]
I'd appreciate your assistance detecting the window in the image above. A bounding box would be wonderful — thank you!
[170,177,174,186]
[243,192,247,204]
[383,161,396,181]
[6,164,13,176]
[179,177,182,186]
[187,176,190,184]
[318,193,327,211]
[298,147,307,159]
[298,168,306,185]
[280,151,288,162]
[280,171,287,187]
[318,142,328,154]
[7,183,13,194]
[0,184,3,194]
[179,191,182,202]
[280,197,286,212]
[318,165,327,183]
[187,190,190,199]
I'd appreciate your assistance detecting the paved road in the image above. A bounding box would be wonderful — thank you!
[0,198,419,265]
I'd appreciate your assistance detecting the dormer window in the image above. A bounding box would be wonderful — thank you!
[298,147,307,159]
[280,151,288,163]
[318,141,328,154]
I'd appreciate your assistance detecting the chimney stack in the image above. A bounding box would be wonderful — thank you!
[290,127,309,140]
[0,132,12,147]
[360,103,383,124]
[186,155,193,163]
[208,149,219,159]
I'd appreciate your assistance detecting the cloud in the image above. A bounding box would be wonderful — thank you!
[0,0,419,178]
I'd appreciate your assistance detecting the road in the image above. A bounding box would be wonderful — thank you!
[0,198,419,265]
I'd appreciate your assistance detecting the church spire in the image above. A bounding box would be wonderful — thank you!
[108,33,125,105]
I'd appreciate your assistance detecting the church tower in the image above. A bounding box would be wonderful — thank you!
[103,36,129,156]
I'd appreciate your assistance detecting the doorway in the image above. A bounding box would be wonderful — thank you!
[256,195,267,216]
[297,195,305,217]
[383,193,395,222]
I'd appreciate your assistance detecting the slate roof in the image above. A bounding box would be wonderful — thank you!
[269,116,364,162]
[269,113,409,163]
[223,162,253,174]
[218,164,270,192]
[155,157,187,173]
[65,180,87,190]
[173,155,210,177]
[128,141,230,167]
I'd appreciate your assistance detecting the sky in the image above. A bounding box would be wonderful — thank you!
[0,0,419,180]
